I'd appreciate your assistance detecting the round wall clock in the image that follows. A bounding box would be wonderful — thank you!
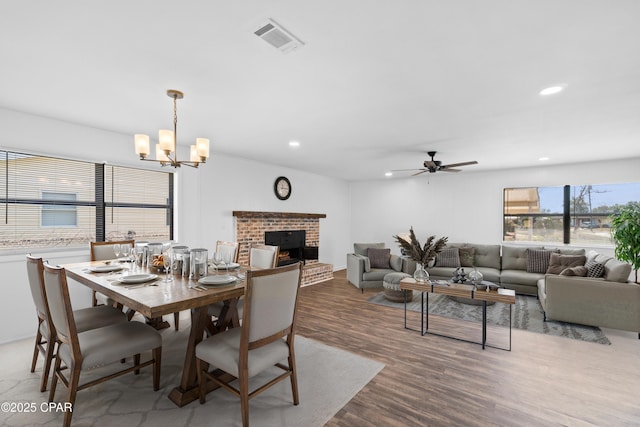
[274,176,292,200]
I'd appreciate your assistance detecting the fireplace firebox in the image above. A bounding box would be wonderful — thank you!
[264,230,318,266]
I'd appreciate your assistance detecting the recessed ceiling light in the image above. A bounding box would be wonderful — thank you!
[385,172,393,177]
[288,141,300,148]
[539,157,550,161]
[539,84,567,96]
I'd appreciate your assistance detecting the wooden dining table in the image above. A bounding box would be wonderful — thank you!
[63,261,246,407]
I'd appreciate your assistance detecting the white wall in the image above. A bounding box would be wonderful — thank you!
[0,108,350,343]
[349,158,640,254]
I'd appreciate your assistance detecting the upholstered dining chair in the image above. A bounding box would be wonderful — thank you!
[26,255,127,392]
[196,262,303,427]
[42,263,162,427]
[249,244,279,269]
[216,240,240,264]
[90,240,134,307]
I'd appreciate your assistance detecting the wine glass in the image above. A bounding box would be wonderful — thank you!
[213,251,225,273]
[120,244,131,271]
[113,244,121,262]
[121,243,131,259]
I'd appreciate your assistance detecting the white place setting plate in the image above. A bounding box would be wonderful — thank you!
[88,264,124,273]
[210,262,240,270]
[198,275,237,286]
[116,274,158,284]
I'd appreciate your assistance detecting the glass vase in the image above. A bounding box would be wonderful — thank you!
[414,263,430,284]
[468,267,484,285]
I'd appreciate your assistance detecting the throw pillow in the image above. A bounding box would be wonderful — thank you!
[367,248,391,269]
[546,253,587,275]
[526,249,554,274]
[604,259,632,283]
[559,266,588,277]
[435,248,461,268]
[585,260,605,278]
[458,246,475,267]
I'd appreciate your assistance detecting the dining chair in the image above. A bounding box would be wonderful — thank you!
[26,255,127,392]
[42,262,162,427]
[196,262,303,427]
[216,240,240,263]
[249,244,279,269]
[90,240,135,307]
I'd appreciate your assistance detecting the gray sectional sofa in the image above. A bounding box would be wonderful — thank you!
[422,243,594,295]
[348,241,639,334]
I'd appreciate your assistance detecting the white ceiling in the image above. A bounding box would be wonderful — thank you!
[2,1,640,181]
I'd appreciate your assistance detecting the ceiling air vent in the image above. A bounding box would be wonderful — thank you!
[254,19,304,54]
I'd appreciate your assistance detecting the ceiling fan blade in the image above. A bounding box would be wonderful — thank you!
[424,161,437,169]
[441,160,478,168]
[440,168,461,172]
[390,168,425,172]
[411,170,430,176]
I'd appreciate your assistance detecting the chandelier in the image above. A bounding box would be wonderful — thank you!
[134,89,209,168]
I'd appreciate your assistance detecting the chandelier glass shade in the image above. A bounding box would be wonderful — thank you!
[134,89,209,168]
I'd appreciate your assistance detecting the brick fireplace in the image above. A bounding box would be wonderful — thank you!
[232,211,333,286]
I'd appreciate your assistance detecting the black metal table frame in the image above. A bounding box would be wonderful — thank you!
[403,290,512,351]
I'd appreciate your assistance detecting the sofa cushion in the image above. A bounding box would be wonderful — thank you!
[363,268,393,282]
[585,260,605,278]
[458,246,475,267]
[594,253,613,265]
[604,258,632,283]
[526,249,554,273]
[476,267,501,283]
[560,266,588,276]
[368,248,391,269]
[556,248,586,256]
[354,242,384,257]
[500,269,545,287]
[435,248,460,268]
[390,254,403,272]
[503,246,542,270]
[546,253,586,275]
[473,244,501,270]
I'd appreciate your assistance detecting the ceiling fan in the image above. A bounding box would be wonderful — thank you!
[393,151,478,176]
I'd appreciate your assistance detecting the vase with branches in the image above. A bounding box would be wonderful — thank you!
[393,227,448,283]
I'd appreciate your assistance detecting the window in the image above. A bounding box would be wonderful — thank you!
[41,192,78,227]
[504,182,640,245]
[0,150,173,250]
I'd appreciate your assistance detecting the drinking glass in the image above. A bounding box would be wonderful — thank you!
[163,249,174,282]
[213,251,224,272]
[131,247,141,272]
[113,244,121,261]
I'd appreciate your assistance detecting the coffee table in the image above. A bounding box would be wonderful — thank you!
[399,278,516,351]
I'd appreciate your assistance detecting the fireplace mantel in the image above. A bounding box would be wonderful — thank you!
[233,211,326,219]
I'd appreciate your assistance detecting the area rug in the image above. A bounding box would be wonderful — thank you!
[0,320,384,427]
[368,292,611,345]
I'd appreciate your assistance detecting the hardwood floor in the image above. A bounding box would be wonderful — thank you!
[297,270,640,427]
